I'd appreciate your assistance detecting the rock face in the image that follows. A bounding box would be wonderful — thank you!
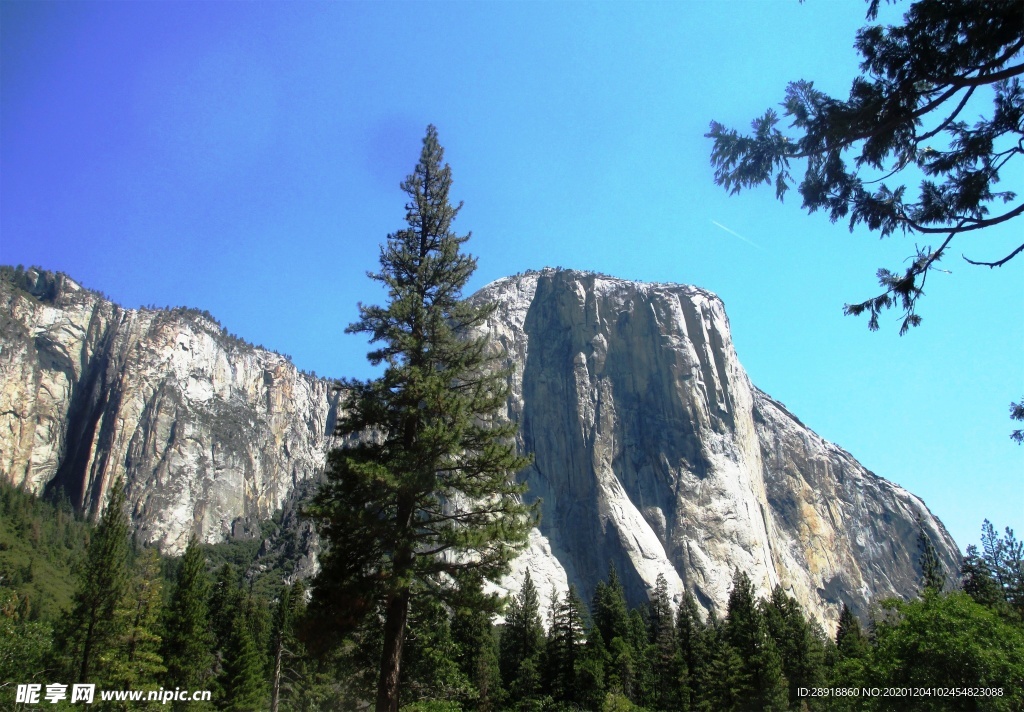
[0,267,959,629]
[0,268,337,553]
[475,269,959,629]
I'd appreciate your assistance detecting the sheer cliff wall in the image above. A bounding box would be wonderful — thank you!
[476,269,958,628]
[0,269,337,552]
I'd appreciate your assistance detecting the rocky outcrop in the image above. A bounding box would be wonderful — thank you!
[0,268,337,553]
[476,269,959,629]
[0,266,959,630]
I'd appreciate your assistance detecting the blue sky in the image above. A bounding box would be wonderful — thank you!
[2,0,1021,552]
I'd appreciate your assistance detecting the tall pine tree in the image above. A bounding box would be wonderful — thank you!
[960,544,1005,611]
[162,536,215,702]
[916,523,947,594]
[451,574,504,711]
[699,611,744,712]
[498,569,545,703]
[222,597,268,712]
[645,573,682,712]
[979,519,1024,617]
[760,586,825,710]
[103,548,166,702]
[834,603,867,660]
[723,571,788,712]
[307,124,535,712]
[592,565,630,649]
[64,478,131,683]
[543,586,588,704]
[827,603,869,704]
[270,582,308,712]
[675,593,709,711]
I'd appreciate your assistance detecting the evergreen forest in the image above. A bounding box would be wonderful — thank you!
[2,478,1023,711]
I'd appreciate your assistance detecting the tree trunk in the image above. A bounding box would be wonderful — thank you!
[80,606,97,682]
[270,635,282,712]
[375,586,411,712]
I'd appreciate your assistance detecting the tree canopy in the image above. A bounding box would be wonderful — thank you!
[707,0,1023,335]
[5,478,1022,711]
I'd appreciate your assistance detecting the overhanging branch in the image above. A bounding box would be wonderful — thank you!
[908,202,1024,234]
[963,242,1024,268]
[917,85,976,143]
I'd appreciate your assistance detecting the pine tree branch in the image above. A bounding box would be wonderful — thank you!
[907,201,1024,234]
[783,82,966,160]
[917,84,977,142]
[947,60,1024,86]
[939,34,1024,87]
[963,241,1024,267]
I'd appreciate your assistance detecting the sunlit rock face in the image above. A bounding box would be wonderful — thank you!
[0,269,338,553]
[475,268,959,630]
[0,267,959,630]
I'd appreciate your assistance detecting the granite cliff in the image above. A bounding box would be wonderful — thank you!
[0,267,335,557]
[0,267,959,629]
[475,269,959,628]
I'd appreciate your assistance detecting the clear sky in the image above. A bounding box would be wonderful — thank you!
[2,1,1021,552]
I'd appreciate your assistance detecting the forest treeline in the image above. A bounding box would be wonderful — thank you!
[1,478,1022,711]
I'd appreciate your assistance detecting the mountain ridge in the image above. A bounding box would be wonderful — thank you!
[0,265,959,631]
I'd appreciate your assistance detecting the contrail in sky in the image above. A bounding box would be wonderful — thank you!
[710,220,764,250]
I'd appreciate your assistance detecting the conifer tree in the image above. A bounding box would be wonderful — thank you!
[827,603,869,701]
[474,635,503,712]
[272,581,315,712]
[606,635,637,702]
[646,574,682,711]
[979,519,1024,617]
[647,574,674,643]
[103,548,166,701]
[162,536,215,699]
[307,124,534,712]
[270,583,308,712]
[698,612,743,712]
[834,604,867,660]
[576,634,608,712]
[723,571,788,712]
[626,607,653,704]
[960,544,1005,611]
[209,563,239,655]
[270,586,290,712]
[451,576,504,711]
[917,525,946,594]
[591,567,638,702]
[544,586,588,704]
[64,478,131,683]
[468,628,503,712]
[399,593,472,704]
[222,599,268,712]
[499,569,545,697]
[674,593,708,711]
[761,586,825,710]
[592,565,630,649]
[675,592,704,677]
